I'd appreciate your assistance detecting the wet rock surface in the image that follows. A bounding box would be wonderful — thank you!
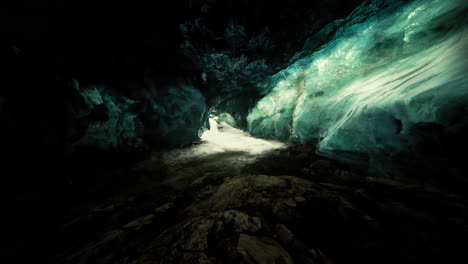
[33,144,468,264]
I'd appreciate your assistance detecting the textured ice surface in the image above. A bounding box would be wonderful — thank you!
[247,0,468,174]
[140,84,207,147]
[70,81,145,152]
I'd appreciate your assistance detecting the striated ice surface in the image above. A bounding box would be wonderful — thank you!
[247,0,468,174]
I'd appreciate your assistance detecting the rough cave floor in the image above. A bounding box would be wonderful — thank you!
[56,125,468,264]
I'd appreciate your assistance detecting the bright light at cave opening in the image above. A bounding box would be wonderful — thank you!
[199,118,287,155]
[162,117,287,165]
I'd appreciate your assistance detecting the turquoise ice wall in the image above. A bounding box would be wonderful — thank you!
[247,0,468,174]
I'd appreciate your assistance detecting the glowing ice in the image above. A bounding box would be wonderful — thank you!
[247,0,468,175]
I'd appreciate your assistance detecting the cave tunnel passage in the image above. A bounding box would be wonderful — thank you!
[5,0,468,262]
[201,117,288,154]
[161,116,288,166]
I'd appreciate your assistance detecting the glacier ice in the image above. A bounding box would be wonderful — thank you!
[247,0,468,176]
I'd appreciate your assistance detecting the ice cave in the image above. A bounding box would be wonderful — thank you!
[3,0,468,263]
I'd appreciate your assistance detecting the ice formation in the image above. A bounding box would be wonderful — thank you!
[247,0,468,175]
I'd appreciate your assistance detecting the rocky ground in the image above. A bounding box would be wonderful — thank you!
[37,142,467,264]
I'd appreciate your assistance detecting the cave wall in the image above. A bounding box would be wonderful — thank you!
[246,0,468,180]
[179,0,366,128]
[69,80,207,153]
[2,0,367,166]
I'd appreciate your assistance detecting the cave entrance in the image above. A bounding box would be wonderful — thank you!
[162,116,287,165]
[199,117,287,155]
